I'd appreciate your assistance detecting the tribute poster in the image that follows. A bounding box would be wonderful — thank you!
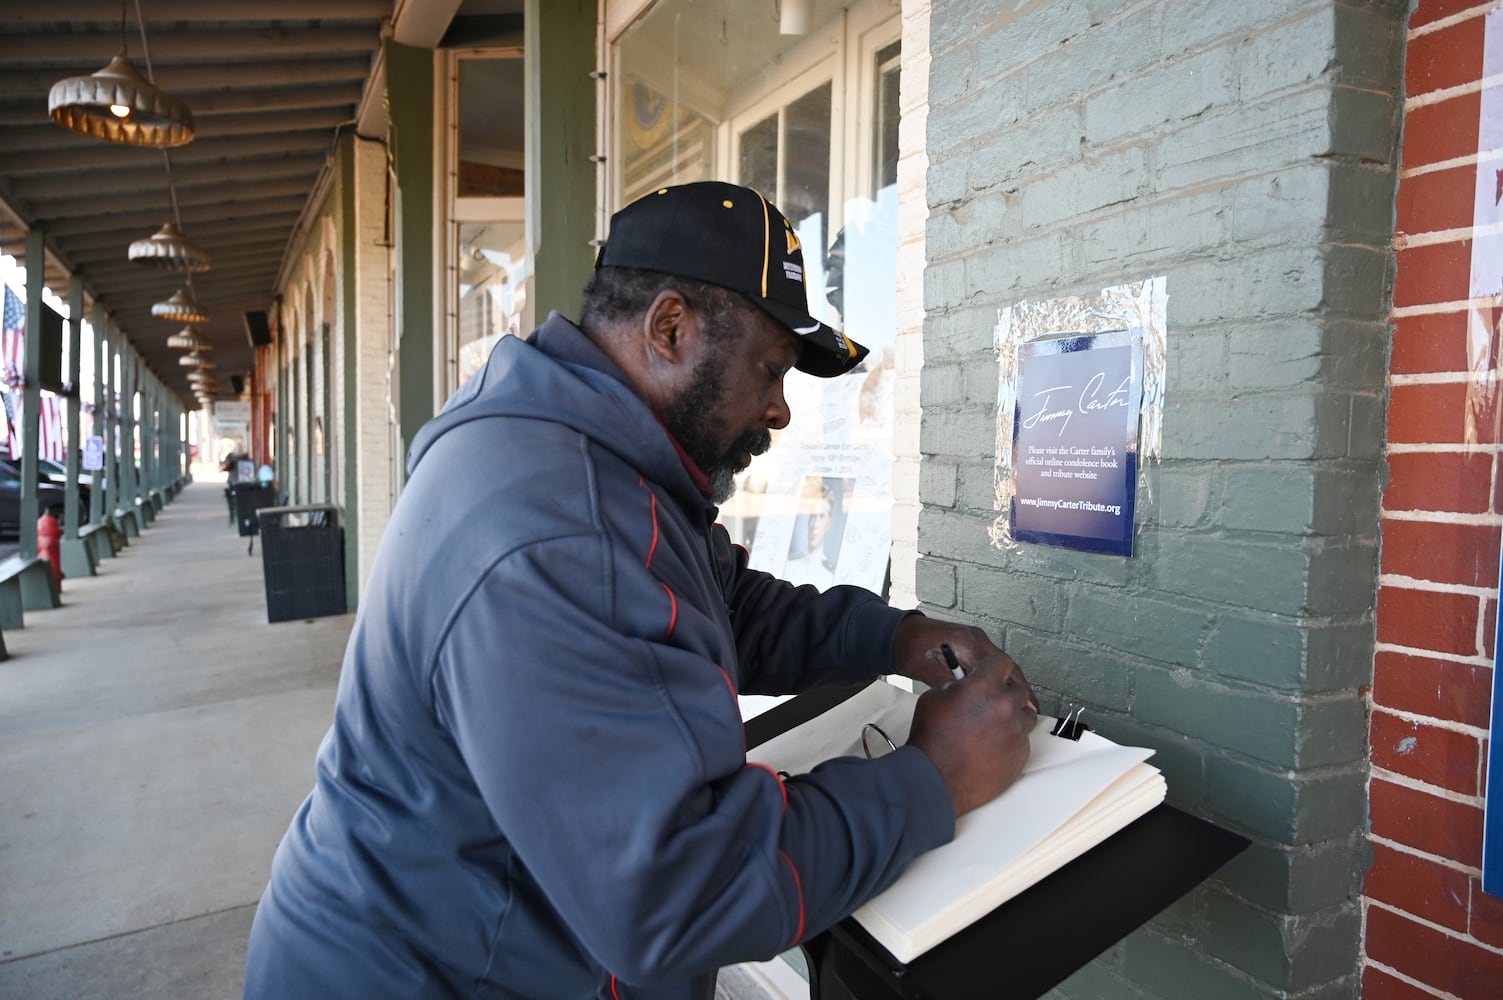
[1009,330,1142,556]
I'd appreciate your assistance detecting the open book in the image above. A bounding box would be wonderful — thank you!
[746,681,1166,964]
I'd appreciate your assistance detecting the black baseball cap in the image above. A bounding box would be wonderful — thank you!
[594,181,868,378]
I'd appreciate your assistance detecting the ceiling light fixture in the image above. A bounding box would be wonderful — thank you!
[47,1,194,148]
[130,221,211,271]
[165,326,208,350]
[179,351,215,368]
[152,287,208,324]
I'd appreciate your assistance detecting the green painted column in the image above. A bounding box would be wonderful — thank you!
[525,0,597,322]
[64,276,83,542]
[119,345,137,520]
[89,301,106,529]
[20,228,44,560]
[386,39,435,474]
[100,318,118,532]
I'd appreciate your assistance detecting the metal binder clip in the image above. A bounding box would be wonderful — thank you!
[861,722,899,759]
[1051,705,1087,740]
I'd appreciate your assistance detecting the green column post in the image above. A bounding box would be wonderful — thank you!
[385,39,436,474]
[89,301,106,530]
[63,276,83,542]
[20,228,43,561]
[525,0,597,322]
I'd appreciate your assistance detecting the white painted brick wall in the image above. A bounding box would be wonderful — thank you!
[891,0,931,610]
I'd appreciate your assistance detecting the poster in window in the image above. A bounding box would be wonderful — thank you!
[1010,329,1142,556]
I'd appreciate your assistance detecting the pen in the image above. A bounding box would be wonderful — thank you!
[939,643,965,680]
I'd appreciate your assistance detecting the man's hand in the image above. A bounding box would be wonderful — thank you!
[905,652,1039,817]
[892,617,1034,709]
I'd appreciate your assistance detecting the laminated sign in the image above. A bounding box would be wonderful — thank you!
[1010,329,1142,556]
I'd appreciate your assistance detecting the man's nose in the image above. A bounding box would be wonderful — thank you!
[765,382,791,430]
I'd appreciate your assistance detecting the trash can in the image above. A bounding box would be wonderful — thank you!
[232,482,278,538]
[258,504,347,623]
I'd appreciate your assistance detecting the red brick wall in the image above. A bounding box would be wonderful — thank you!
[1367,1,1503,995]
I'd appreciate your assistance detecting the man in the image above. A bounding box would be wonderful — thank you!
[245,182,1037,1000]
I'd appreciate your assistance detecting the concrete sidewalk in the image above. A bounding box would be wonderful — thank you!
[0,481,801,1000]
[0,482,352,999]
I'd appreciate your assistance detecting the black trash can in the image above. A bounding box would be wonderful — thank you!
[232,482,278,538]
[258,504,347,623]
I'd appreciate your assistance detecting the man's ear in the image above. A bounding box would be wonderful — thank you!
[643,289,694,366]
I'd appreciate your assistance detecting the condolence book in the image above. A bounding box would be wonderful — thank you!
[746,681,1166,964]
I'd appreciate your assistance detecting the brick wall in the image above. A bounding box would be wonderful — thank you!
[921,1,1403,995]
[1365,2,1503,995]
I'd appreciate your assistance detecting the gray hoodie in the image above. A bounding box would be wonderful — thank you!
[244,313,953,999]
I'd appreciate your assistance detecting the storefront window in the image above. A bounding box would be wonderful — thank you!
[457,57,525,197]
[456,222,528,386]
[612,0,900,594]
[447,50,529,391]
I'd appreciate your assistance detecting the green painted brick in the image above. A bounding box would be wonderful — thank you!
[1206,617,1375,695]
[1167,392,1322,461]
[1205,756,1366,845]
[1306,622,1374,691]
[1085,46,1238,146]
[1150,464,1220,530]
[958,563,1065,632]
[1321,318,1390,392]
[918,361,968,407]
[1307,537,1379,617]
[1064,587,1210,667]
[1201,891,1361,992]
[1144,532,1310,615]
[1206,616,1308,690]
[914,557,957,609]
[920,409,998,459]
[919,461,958,509]
[1136,669,1299,765]
[1123,929,1280,1000]
[1220,463,1320,534]
[1215,832,1365,915]
[1098,718,1208,809]
[1137,669,1363,768]
[1146,889,1200,939]
[1047,942,1143,1000]
[1003,627,1133,712]
[1227,321,1324,392]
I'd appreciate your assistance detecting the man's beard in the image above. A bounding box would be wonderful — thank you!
[665,357,771,504]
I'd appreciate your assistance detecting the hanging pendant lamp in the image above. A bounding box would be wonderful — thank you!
[130,223,211,271]
[165,326,207,350]
[178,351,214,369]
[152,287,208,323]
[48,53,194,148]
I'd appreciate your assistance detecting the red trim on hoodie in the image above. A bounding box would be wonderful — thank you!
[746,762,787,808]
[779,850,806,946]
[660,583,678,639]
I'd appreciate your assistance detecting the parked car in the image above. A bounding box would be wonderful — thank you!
[38,457,95,488]
[0,457,90,538]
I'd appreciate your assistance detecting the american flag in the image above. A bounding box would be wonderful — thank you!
[0,286,62,461]
[38,394,63,462]
[1,285,23,385]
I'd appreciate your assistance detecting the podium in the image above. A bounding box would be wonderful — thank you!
[745,685,1250,1000]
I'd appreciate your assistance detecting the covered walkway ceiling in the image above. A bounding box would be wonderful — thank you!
[0,1,393,406]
